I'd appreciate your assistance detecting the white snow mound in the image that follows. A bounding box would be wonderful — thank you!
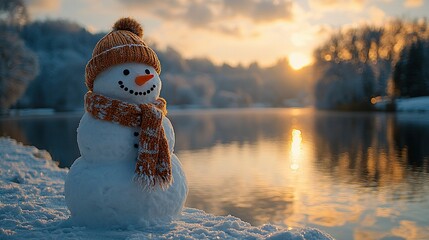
[396,96,429,112]
[0,137,334,240]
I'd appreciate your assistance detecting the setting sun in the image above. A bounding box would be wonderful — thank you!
[288,52,312,70]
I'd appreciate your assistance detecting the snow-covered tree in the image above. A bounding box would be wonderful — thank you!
[0,0,38,112]
[313,18,429,110]
[0,0,28,28]
[18,20,101,109]
[393,39,429,97]
[16,18,311,109]
[0,32,38,112]
[314,62,373,109]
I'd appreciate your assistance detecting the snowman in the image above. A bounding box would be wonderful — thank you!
[65,17,188,227]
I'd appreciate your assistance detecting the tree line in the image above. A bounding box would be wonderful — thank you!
[0,0,38,113]
[0,1,311,112]
[6,1,426,112]
[313,18,429,110]
[16,20,310,111]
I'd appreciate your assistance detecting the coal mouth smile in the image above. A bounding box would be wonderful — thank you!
[118,81,156,96]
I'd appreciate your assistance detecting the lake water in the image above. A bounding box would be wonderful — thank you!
[1,108,429,239]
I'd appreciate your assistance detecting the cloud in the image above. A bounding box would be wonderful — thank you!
[369,6,386,25]
[222,0,293,23]
[116,0,294,36]
[214,25,244,38]
[24,0,60,9]
[24,0,60,16]
[121,0,183,8]
[183,1,214,27]
[308,0,367,12]
[404,0,423,8]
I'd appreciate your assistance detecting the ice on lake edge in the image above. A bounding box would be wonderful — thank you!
[0,137,334,240]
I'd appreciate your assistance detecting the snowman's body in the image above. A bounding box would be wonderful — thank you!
[65,62,188,227]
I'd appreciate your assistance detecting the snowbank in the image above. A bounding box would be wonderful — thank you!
[0,137,333,240]
[373,96,429,112]
[396,96,429,112]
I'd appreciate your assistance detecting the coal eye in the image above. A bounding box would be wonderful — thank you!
[123,69,130,75]
[145,69,150,74]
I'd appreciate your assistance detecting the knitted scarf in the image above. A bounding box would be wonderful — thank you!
[84,91,172,190]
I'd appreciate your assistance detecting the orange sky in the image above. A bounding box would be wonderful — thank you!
[26,0,429,69]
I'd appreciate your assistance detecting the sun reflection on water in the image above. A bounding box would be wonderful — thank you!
[2,108,429,239]
[290,129,302,171]
[170,109,429,240]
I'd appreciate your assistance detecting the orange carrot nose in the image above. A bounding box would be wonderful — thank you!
[135,74,154,86]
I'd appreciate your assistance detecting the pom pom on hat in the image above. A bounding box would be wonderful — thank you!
[85,17,161,91]
[113,17,143,38]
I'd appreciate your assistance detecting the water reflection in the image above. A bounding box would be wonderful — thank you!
[290,129,302,171]
[313,111,429,189]
[0,114,81,167]
[171,109,296,152]
[394,114,429,172]
[171,109,429,239]
[1,108,429,239]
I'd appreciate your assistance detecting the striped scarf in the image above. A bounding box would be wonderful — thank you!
[84,91,172,190]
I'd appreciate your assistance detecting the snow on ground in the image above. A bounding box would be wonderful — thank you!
[0,137,333,240]
[396,96,429,112]
[374,96,429,112]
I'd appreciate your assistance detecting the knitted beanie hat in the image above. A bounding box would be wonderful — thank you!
[85,17,161,91]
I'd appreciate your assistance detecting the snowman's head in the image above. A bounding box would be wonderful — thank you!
[85,17,162,104]
[93,62,161,104]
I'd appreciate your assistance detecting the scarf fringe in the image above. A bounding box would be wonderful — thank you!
[134,173,174,191]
